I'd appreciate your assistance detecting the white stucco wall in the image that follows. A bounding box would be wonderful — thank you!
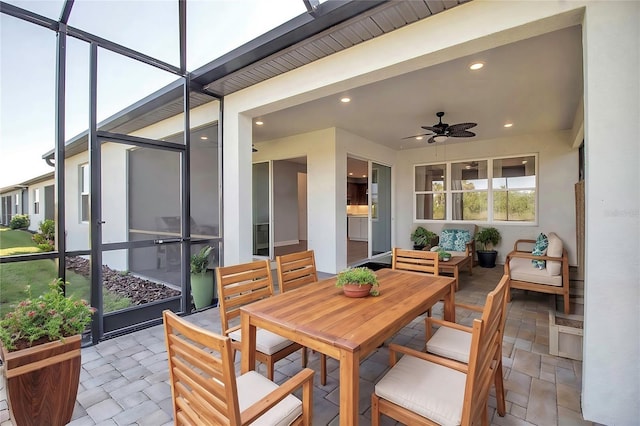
[64,152,90,251]
[396,130,578,266]
[26,179,54,232]
[581,3,640,424]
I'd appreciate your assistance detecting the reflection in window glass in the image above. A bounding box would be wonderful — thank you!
[493,156,536,222]
[451,160,488,220]
[190,125,220,238]
[415,165,446,220]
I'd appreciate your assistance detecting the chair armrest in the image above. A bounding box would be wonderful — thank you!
[388,343,468,373]
[427,318,473,334]
[513,239,536,251]
[224,324,241,335]
[455,302,483,313]
[506,251,565,262]
[241,368,314,425]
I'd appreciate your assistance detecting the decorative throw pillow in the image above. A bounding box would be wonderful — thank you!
[531,233,548,269]
[440,229,471,252]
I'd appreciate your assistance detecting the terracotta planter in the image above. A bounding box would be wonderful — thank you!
[1,334,82,426]
[342,283,372,298]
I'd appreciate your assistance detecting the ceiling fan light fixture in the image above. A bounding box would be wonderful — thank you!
[433,135,449,143]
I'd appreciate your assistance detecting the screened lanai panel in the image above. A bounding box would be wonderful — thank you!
[186,0,306,71]
[96,48,178,129]
[67,1,179,67]
[0,14,56,189]
[4,0,66,20]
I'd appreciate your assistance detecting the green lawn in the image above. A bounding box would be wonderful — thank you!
[0,227,131,316]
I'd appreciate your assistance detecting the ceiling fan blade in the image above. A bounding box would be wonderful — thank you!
[447,122,477,132]
[448,130,476,138]
[427,136,437,144]
[402,133,432,140]
[421,126,444,133]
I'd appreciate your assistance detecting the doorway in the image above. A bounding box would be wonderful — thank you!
[252,157,308,259]
[347,157,369,264]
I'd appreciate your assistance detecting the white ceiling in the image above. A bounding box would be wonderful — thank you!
[252,25,584,152]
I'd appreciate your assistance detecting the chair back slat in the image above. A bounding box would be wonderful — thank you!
[276,250,318,293]
[163,310,241,425]
[461,275,509,425]
[216,260,274,335]
[392,248,439,275]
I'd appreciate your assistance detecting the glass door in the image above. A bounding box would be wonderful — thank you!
[252,162,271,257]
[371,162,392,257]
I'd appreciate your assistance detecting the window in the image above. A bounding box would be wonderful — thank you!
[33,188,40,214]
[414,155,537,223]
[415,164,446,220]
[80,164,89,222]
[15,193,20,212]
[451,160,488,221]
[493,155,536,222]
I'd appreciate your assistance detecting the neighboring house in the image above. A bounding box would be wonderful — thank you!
[0,171,54,230]
[3,2,638,424]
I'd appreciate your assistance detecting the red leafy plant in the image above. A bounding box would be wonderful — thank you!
[0,279,95,352]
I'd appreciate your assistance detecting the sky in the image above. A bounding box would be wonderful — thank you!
[0,0,307,189]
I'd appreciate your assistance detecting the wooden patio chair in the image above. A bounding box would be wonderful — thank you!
[424,274,510,417]
[216,259,307,381]
[162,310,314,425]
[371,270,508,425]
[276,250,328,385]
[392,247,440,316]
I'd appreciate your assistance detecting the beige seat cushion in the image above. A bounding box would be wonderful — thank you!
[509,257,562,286]
[375,353,466,426]
[546,232,563,276]
[229,329,295,355]
[426,327,471,363]
[237,371,302,425]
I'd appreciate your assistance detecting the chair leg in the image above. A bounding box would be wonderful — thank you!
[494,359,506,416]
[267,361,275,381]
[371,393,381,426]
[320,354,327,386]
[564,293,570,314]
[301,347,308,367]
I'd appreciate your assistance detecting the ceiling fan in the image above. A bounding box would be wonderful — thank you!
[404,111,477,144]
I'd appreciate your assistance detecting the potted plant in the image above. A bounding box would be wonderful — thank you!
[0,279,95,426]
[190,245,215,309]
[475,227,501,268]
[335,266,380,297]
[437,248,452,262]
[410,226,438,250]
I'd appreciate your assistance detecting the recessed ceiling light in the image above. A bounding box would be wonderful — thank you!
[469,62,484,70]
[465,165,471,170]
[255,120,264,126]
[340,97,351,103]
[349,172,353,176]
[416,136,424,140]
[522,160,528,164]
[362,174,366,178]
[200,136,208,140]
[504,123,513,128]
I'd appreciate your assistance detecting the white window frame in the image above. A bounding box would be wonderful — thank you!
[80,163,90,223]
[33,188,40,214]
[414,153,538,225]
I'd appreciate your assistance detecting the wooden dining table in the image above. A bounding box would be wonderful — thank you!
[240,268,456,425]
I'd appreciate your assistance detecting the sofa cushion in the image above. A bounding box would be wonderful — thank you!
[546,232,563,276]
[531,233,549,269]
[440,229,471,252]
[509,257,562,286]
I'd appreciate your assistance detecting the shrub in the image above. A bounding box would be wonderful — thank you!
[32,219,55,251]
[9,214,30,230]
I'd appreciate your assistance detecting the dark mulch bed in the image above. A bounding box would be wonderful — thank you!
[66,256,180,305]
